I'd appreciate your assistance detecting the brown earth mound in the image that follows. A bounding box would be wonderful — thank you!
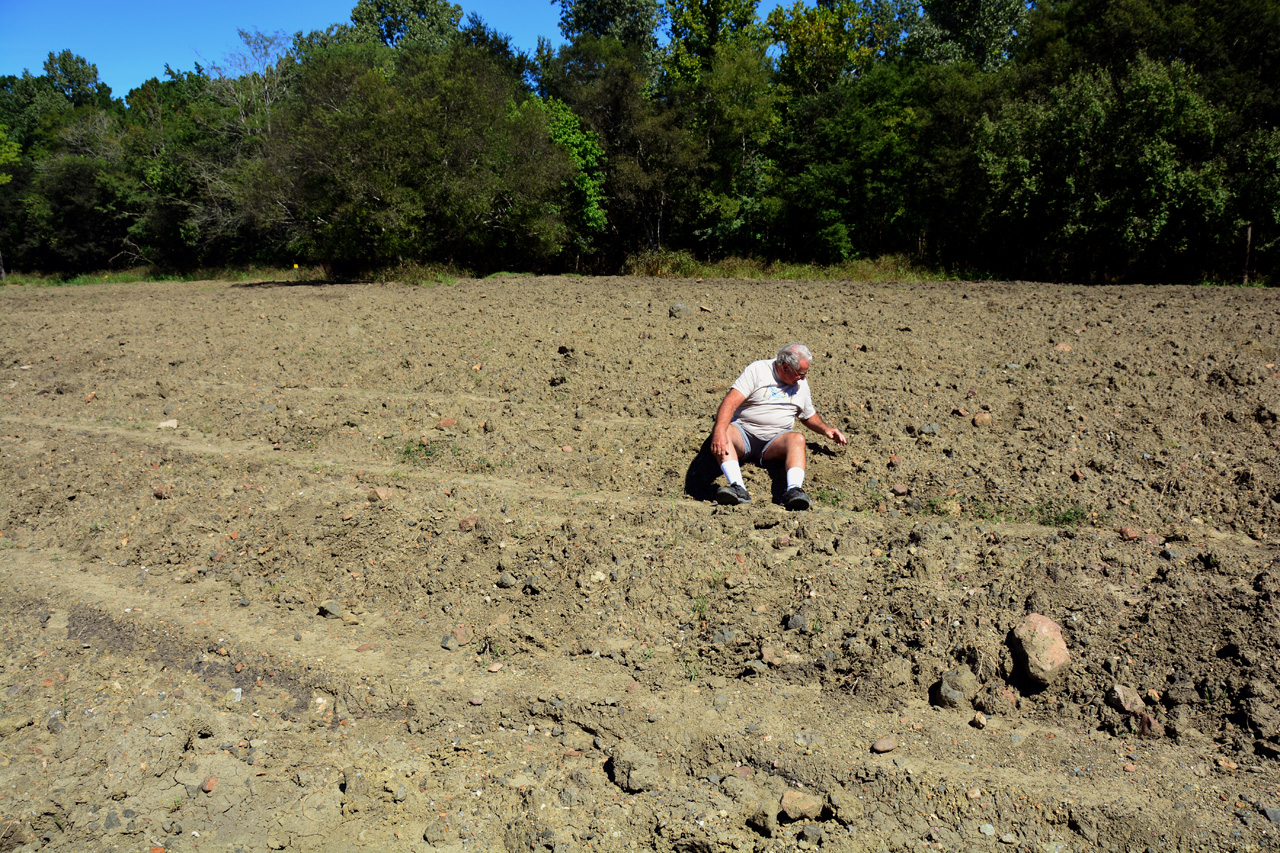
[0,277,1277,852]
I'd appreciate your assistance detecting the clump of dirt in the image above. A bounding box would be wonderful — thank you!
[0,277,1277,852]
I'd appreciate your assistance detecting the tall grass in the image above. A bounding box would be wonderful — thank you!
[623,250,950,282]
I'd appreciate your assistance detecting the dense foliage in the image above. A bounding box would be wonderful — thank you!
[1,0,1276,282]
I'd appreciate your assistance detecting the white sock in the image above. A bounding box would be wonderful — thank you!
[786,467,805,490]
[720,460,743,486]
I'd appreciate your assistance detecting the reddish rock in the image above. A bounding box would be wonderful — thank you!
[871,737,898,754]
[1107,684,1147,715]
[437,417,457,429]
[201,775,218,793]
[1120,526,1141,541]
[458,515,480,531]
[891,483,910,496]
[368,487,394,503]
[1011,614,1071,686]
[780,790,824,820]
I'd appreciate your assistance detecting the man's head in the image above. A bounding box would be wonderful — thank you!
[776,343,812,384]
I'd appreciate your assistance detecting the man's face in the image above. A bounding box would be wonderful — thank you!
[778,359,810,385]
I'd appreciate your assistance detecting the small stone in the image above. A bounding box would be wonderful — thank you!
[468,696,484,706]
[1263,807,1280,826]
[318,600,344,620]
[495,573,518,589]
[201,775,218,793]
[871,737,897,754]
[458,515,479,531]
[1107,684,1146,715]
[436,417,457,429]
[980,823,996,836]
[1120,526,1141,541]
[972,412,993,427]
[972,712,987,729]
[780,790,824,820]
[368,487,393,503]
[669,302,692,318]
[441,635,459,651]
[487,663,503,672]
[158,419,179,429]
[1123,763,1137,773]
[891,483,910,496]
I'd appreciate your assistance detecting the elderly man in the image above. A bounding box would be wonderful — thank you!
[710,343,847,510]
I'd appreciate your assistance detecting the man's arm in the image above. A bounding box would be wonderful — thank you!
[710,389,747,459]
[799,413,847,446]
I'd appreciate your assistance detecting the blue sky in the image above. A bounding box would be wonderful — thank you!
[0,1,561,95]
[1,1,787,98]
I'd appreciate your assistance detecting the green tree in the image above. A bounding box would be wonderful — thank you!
[684,37,781,254]
[0,125,17,185]
[663,0,762,87]
[260,44,575,274]
[977,54,1228,281]
[766,0,875,93]
[0,124,17,279]
[43,50,114,109]
[773,61,1000,265]
[535,97,608,259]
[349,0,462,49]
[540,35,704,264]
[293,0,462,57]
[554,0,662,50]
[904,0,1027,71]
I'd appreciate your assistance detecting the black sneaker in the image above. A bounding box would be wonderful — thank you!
[716,483,752,505]
[783,486,811,511]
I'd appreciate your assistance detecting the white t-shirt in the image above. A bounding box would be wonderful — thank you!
[730,359,816,441]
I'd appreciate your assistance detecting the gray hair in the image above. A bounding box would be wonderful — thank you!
[776,343,812,370]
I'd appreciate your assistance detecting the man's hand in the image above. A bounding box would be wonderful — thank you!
[801,414,846,446]
[710,427,734,460]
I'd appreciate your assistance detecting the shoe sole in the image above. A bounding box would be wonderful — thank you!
[716,490,749,506]
[786,495,811,510]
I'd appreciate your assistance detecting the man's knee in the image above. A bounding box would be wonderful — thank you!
[764,430,804,460]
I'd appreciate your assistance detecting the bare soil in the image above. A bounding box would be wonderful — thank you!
[0,276,1278,853]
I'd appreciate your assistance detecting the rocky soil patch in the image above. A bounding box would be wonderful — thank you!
[0,277,1277,852]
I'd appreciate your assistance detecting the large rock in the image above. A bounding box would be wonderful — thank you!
[1010,614,1071,686]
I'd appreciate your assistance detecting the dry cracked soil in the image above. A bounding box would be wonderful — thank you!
[0,276,1278,853]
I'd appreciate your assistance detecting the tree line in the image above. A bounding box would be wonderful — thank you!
[1,0,1277,283]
